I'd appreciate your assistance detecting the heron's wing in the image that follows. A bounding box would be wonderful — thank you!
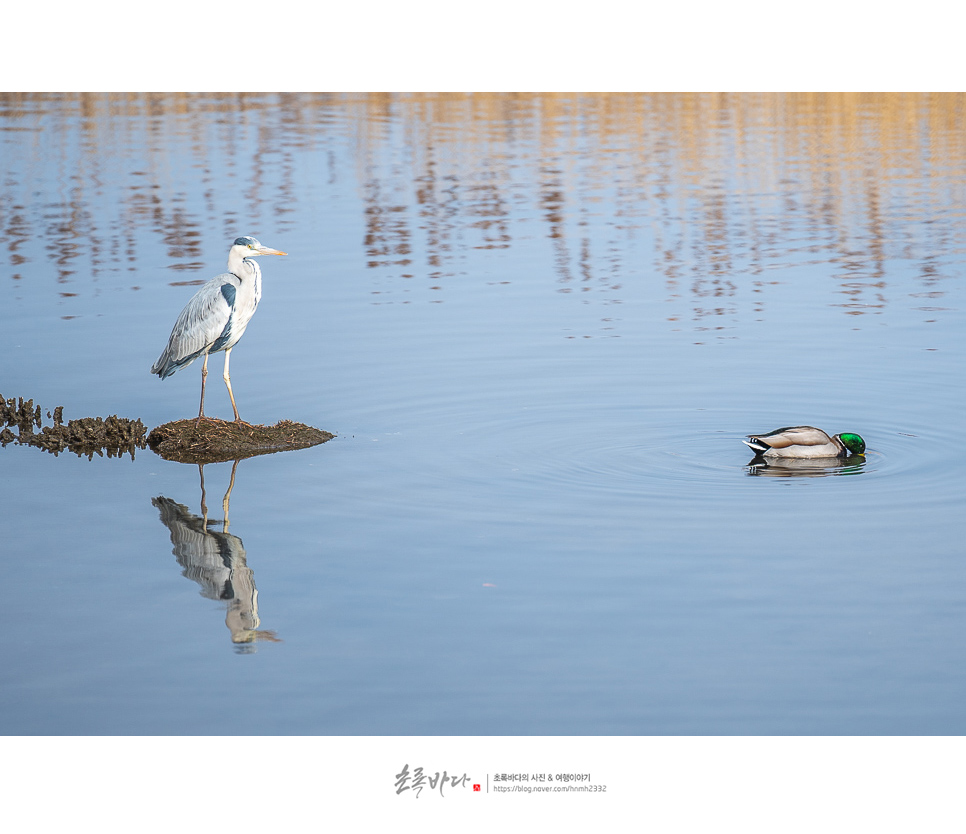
[750,426,832,448]
[152,274,239,376]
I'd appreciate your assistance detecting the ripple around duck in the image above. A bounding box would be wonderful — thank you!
[458,407,959,506]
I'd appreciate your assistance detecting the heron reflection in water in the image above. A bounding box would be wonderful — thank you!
[153,460,280,650]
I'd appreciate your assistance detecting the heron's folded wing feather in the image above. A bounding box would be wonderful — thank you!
[163,275,238,361]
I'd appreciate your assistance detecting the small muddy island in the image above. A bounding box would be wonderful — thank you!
[1,395,332,463]
[148,418,333,464]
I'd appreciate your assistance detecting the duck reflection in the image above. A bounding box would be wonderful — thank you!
[153,460,281,651]
[746,456,867,477]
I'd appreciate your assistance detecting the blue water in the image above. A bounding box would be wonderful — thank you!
[1,93,964,734]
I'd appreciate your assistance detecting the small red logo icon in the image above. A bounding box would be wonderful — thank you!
[473,784,481,792]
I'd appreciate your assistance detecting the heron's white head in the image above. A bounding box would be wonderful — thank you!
[227,236,287,276]
[231,235,287,258]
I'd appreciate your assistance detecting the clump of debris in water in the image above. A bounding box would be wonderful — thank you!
[0,395,147,459]
[147,417,333,464]
[1,395,334,464]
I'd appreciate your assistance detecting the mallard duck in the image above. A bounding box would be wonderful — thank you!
[743,426,866,458]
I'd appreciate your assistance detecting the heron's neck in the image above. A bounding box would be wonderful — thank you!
[227,251,261,283]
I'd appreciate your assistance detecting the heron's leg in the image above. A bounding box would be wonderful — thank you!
[196,354,210,427]
[223,459,240,532]
[224,348,241,422]
[198,463,208,528]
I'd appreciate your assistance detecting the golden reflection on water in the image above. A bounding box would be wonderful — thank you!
[2,92,963,327]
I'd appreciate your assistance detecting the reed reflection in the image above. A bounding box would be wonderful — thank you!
[153,460,281,652]
[2,93,963,332]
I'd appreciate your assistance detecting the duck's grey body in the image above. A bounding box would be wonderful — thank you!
[743,426,866,458]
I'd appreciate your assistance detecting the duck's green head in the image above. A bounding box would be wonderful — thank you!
[838,433,866,455]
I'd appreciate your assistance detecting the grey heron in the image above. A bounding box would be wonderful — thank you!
[151,236,287,423]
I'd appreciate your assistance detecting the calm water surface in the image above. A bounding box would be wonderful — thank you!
[1,93,964,734]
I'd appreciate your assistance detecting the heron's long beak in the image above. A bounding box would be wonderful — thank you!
[256,246,287,256]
